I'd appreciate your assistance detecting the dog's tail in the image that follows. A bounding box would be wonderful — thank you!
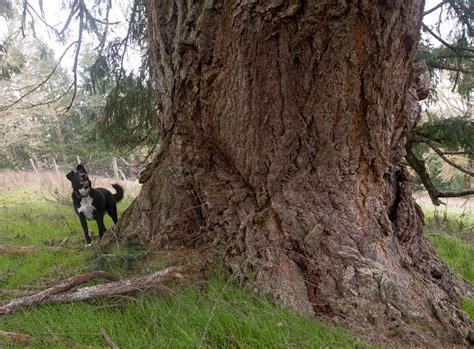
[112,184,124,203]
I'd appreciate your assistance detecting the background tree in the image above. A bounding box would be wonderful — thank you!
[0,5,151,172]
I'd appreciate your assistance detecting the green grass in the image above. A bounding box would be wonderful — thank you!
[1,187,473,347]
[2,275,362,348]
[0,188,365,348]
[425,233,474,282]
[0,189,132,296]
[424,211,474,318]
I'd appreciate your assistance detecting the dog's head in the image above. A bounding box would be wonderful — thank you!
[66,165,92,196]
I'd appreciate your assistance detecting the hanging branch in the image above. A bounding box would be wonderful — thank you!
[57,0,79,40]
[424,140,474,176]
[423,0,449,16]
[421,24,474,58]
[437,189,474,198]
[20,0,28,38]
[446,0,474,35]
[405,148,443,206]
[114,0,140,92]
[63,0,85,113]
[406,143,474,206]
[429,62,473,74]
[25,2,57,34]
[95,0,113,57]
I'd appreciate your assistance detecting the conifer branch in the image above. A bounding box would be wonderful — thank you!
[421,24,474,58]
[425,140,474,177]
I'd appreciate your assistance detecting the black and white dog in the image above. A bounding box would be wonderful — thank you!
[66,165,124,246]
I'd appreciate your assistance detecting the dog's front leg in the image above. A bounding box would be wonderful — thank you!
[79,213,92,245]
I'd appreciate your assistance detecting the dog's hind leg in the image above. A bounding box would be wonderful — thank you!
[79,214,92,245]
[96,215,107,239]
[107,205,118,224]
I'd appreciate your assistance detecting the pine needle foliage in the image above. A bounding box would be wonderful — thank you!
[414,114,474,152]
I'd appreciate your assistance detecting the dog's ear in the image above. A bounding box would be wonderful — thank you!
[66,170,75,181]
[76,164,87,173]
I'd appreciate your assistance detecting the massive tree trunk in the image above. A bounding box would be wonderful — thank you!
[117,1,473,346]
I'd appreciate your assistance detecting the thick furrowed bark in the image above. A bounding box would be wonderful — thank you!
[117,1,473,346]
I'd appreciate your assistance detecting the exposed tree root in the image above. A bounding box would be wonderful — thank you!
[0,268,183,315]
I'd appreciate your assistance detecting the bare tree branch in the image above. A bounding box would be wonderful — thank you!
[443,150,474,155]
[438,190,474,198]
[20,0,28,38]
[423,0,448,16]
[25,2,57,34]
[95,0,112,57]
[115,1,139,90]
[429,62,473,74]
[421,24,474,58]
[0,41,77,110]
[406,140,473,205]
[405,148,443,205]
[63,0,85,113]
[19,82,74,109]
[57,0,79,39]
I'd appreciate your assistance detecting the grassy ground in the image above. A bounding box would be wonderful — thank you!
[0,172,364,348]
[422,207,474,319]
[0,173,472,348]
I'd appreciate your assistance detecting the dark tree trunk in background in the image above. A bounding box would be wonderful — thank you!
[117,1,473,345]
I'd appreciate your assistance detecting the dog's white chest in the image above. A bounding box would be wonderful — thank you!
[78,196,95,220]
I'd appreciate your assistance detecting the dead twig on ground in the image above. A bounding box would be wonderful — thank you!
[0,267,183,315]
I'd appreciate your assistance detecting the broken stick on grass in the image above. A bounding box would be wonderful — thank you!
[0,271,119,315]
[0,267,183,316]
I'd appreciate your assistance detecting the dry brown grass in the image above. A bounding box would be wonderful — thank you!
[0,170,142,199]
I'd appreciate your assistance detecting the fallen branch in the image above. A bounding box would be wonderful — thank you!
[48,267,183,303]
[0,268,183,315]
[0,271,119,315]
